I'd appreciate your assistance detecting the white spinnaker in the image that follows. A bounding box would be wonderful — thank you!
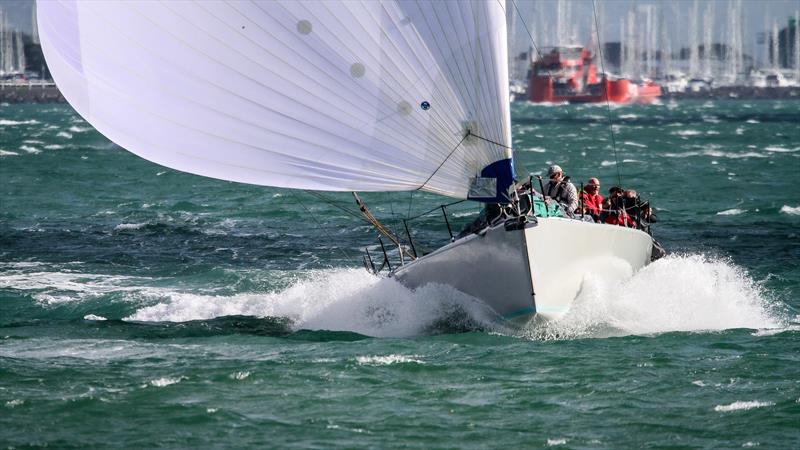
[38,0,512,198]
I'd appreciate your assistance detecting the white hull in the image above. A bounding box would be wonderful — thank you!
[393,217,653,325]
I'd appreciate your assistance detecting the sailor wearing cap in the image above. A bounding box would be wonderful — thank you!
[541,164,578,216]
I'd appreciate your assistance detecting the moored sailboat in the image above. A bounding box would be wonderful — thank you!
[38,0,659,326]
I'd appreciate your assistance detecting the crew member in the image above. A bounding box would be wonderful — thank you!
[580,177,603,220]
[542,165,578,216]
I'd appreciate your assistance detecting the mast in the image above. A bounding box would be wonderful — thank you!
[627,8,637,78]
[702,1,714,79]
[32,0,39,45]
[771,20,779,70]
[688,0,699,78]
[0,8,7,75]
[659,6,671,78]
[795,10,800,82]
[14,29,25,74]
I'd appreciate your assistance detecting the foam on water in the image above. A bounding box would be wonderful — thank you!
[114,222,148,231]
[0,119,39,126]
[717,208,746,216]
[526,254,783,340]
[148,376,186,388]
[713,401,774,412]
[779,205,800,216]
[0,266,157,304]
[356,355,424,365]
[673,129,702,136]
[623,141,647,148]
[764,146,799,153]
[125,269,497,338]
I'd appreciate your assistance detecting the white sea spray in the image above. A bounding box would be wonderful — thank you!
[526,254,784,340]
[125,269,497,338]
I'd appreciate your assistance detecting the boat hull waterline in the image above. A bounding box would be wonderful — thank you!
[393,218,653,325]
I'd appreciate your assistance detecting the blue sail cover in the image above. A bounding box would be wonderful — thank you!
[38,0,514,200]
[472,157,515,203]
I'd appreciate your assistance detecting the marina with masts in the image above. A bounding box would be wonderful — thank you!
[0,2,62,102]
[508,0,800,101]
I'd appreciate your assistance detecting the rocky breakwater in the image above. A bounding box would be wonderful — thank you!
[665,86,800,100]
[0,82,65,103]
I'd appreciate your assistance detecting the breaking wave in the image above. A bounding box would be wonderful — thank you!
[124,269,497,338]
[526,254,785,340]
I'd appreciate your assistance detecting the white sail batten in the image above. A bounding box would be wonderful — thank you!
[38,0,513,199]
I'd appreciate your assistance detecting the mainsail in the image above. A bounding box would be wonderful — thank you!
[38,0,513,201]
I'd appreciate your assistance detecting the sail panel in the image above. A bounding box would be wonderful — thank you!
[38,0,512,199]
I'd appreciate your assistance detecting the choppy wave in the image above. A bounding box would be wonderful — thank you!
[526,254,784,340]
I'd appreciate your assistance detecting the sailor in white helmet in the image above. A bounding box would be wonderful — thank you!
[541,164,578,216]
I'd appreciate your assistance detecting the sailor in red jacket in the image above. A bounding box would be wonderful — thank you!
[580,177,603,221]
[600,197,636,228]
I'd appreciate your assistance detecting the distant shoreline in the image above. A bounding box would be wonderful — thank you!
[2,83,799,104]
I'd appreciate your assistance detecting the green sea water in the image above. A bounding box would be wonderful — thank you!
[1,100,798,448]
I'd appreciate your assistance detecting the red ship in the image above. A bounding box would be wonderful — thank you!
[528,46,661,104]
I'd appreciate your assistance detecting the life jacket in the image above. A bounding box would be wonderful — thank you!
[604,211,636,228]
[545,180,568,203]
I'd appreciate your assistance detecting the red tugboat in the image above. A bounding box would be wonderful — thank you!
[528,46,661,104]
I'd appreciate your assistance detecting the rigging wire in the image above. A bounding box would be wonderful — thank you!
[406,190,414,220]
[510,0,544,61]
[288,190,358,264]
[304,190,407,258]
[405,199,468,221]
[303,190,372,225]
[418,132,470,192]
[591,0,623,187]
